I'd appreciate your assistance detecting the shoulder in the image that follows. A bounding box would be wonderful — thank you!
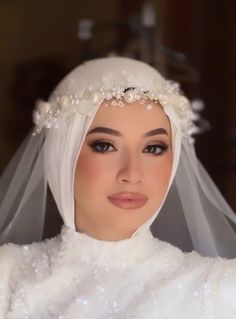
[147,237,217,294]
[0,234,61,281]
[151,236,215,273]
[147,239,236,317]
[210,257,236,318]
[157,242,236,318]
[0,235,61,315]
[155,240,235,283]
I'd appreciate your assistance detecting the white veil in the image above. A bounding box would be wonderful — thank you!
[1,57,236,258]
[152,140,236,257]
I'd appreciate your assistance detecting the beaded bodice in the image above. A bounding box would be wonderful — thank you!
[1,225,236,318]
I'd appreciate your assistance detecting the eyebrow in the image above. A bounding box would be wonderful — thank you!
[86,126,168,137]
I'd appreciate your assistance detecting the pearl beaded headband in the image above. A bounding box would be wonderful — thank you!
[32,57,202,139]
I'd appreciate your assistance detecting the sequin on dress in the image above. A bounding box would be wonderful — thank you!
[0,225,236,318]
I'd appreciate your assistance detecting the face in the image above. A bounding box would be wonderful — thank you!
[74,99,173,240]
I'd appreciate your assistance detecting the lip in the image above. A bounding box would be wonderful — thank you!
[107,192,148,209]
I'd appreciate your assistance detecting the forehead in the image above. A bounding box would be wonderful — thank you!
[89,99,171,135]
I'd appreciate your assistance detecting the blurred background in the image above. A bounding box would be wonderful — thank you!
[0,0,235,223]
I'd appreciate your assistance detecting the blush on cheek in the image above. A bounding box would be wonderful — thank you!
[151,163,172,195]
[75,153,105,184]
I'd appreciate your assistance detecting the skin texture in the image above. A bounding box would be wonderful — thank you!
[74,99,173,241]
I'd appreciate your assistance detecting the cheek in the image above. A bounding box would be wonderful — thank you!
[75,156,99,192]
[74,152,113,195]
[148,156,172,194]
[76,156,100,179]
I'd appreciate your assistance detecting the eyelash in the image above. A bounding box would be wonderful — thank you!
[143,144,168,155]
[89,140,168,156]
[90,141,115,153]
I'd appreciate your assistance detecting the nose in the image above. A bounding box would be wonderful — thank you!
[117,153,143,184]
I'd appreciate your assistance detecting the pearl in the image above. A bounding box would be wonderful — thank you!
[106,92,112,100]
[32,77,195,138]
[60,95,69,106]
[123,90,137,103]
[92,92,100,103]
[36,101,50,114]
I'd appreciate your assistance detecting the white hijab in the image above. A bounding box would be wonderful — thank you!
[44,57,182,236]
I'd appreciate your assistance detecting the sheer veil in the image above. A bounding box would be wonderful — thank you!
[0,131,47,244]
[0,57,236,258]
[152,140,236,258]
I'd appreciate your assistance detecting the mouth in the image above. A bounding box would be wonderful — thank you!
[107,192,148,210]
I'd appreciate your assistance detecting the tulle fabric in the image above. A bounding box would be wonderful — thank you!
[0,132,47,244]
[152,140,236,258]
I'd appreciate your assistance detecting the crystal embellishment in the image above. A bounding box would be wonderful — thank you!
[33,76,201,139]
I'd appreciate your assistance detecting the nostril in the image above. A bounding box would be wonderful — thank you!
[117,169,143,184]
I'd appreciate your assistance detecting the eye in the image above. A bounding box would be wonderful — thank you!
[89,141,116,153]
[143,143,168,155]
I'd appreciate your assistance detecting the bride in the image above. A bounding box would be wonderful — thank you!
[0,57,236,318]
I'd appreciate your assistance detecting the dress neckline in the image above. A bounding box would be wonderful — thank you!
[59,225,159,269]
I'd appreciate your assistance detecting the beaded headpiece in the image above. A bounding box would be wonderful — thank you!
[33,57,202,138]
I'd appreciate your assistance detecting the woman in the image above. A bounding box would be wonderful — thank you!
[0,57,236,318]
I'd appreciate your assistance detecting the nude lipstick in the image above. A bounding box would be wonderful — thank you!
[108,192,148,209]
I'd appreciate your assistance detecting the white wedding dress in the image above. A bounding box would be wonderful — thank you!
[0,225,236,319]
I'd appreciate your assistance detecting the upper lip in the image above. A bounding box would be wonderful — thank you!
[108,192,148,200]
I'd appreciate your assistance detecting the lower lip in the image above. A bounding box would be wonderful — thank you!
[108,198,148,209]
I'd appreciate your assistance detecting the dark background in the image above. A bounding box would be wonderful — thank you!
[0,0,236,214]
